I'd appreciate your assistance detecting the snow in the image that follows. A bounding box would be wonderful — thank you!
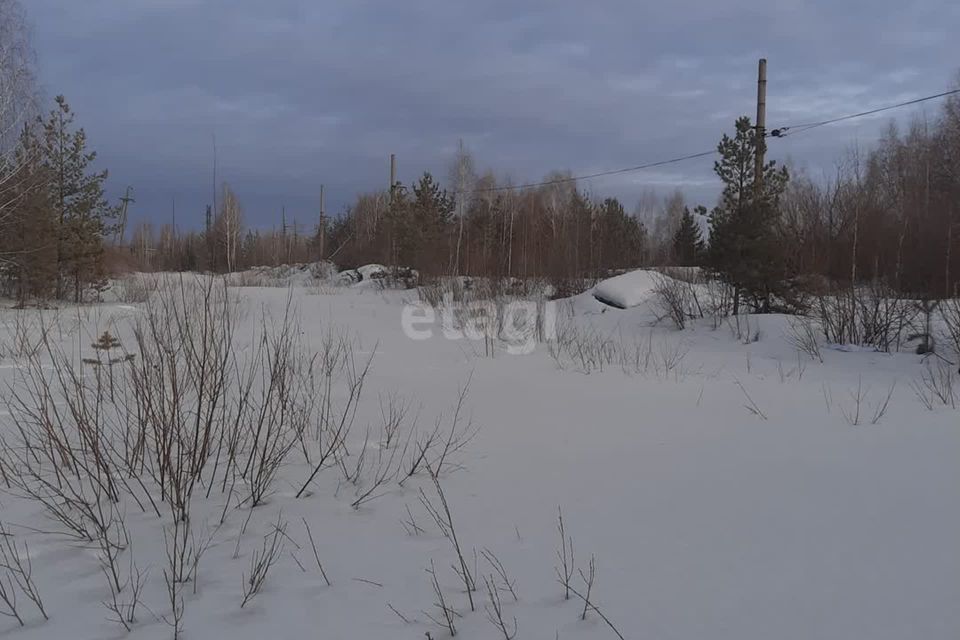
[591,269,660,309]
[356,264,389,281]
[0,279,957,640]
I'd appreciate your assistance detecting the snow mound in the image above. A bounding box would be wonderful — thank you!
[592,269,659,309]
[357,264,389,280]
[229,261,337,286]
[335,264,419,289]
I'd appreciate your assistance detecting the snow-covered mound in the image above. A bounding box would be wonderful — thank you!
[357,264,389,280]
[592,269,659,309]
[336,264,419,288]
[229,261,337,286]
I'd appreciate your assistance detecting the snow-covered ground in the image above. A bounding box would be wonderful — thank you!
[0,272,957,640]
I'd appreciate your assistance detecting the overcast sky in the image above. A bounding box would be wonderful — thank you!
[27,0,960,230]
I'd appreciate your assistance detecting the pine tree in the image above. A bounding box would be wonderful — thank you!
[596,197,645,272]
[392,172,454,273]
[39,96,118,302]
[1,124,58,304]
[672,206,705,265]
[707,116,789,313]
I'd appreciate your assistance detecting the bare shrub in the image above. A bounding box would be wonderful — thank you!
[651,270,704,329]
[578,555,596,621]
[301,518,331,586]
[0,523,47,625]
[419,465,475,611]
[551,510,624,640]
[841,377,866,425]
[240,514,286,608]
[787,316,824,363]
[351,434,404,509]
[378,392,415,450]
[555,507,575,601]
[0,310,51,361]
[549,320,689,380]
[702,277,736,328]
[238,298,313,507]
[566,577,625,640]
[816,282,916,352]
[296,342,375,498]
[0,567,22,627]
[483,574,517,640]
[941,297,960,365]
[734,378,767,420]
[398,378,477,485]
[1,331,160,544]
[480,548,518,602]
[225,270,286,288]
[113,274,156,303]
[423,559,458,636]
[840,378,899,425]
[102,543,148,631]
[0,272,443,637]
[728,312,761,344]
[162,519,188,639]
[912,358,957,410]
[418,276,551,355]
[128,275,240,521]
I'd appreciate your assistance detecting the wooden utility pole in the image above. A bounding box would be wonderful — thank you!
[212,133,218,214]
[282,205,289,263]
[318,184,326,259]
[389,153,397,201]
[754,58,767,192]
[115,186,134,244]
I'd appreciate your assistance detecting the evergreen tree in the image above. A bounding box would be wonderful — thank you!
[707,116,789,313]
[39,95,118,301]
[1,125,58,304]
[411,172,454,232]
[596,197,645,272]
[672,206,705,265]
[390,172,454,273]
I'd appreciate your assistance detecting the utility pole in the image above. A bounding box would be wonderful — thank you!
[754,58,767,193]
[282,205,288,264]
[212,133,218,215]
[318,184,326,260]
[389,153,397,202]
[116,186,134,244]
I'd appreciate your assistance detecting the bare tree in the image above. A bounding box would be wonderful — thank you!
[0,0,36,190]
[448,139,476,275]
[214,183,243,272]
[0,0,38,274]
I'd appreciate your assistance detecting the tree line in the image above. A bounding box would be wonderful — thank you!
[4,90,959,309]
[327,89,960,312]
[2,0,958,309]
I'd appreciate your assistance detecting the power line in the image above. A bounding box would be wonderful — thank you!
[771,88,960,137]
[457,87,960,195]
[465,149,717,194]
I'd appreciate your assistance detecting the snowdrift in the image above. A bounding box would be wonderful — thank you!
[592,269,659,309]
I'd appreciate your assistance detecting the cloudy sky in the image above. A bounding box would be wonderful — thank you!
[26,0,960,230]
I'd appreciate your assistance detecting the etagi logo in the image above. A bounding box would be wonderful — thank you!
[401,297,555,355]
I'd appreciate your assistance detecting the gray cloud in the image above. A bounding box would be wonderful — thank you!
[28,0,960,229]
